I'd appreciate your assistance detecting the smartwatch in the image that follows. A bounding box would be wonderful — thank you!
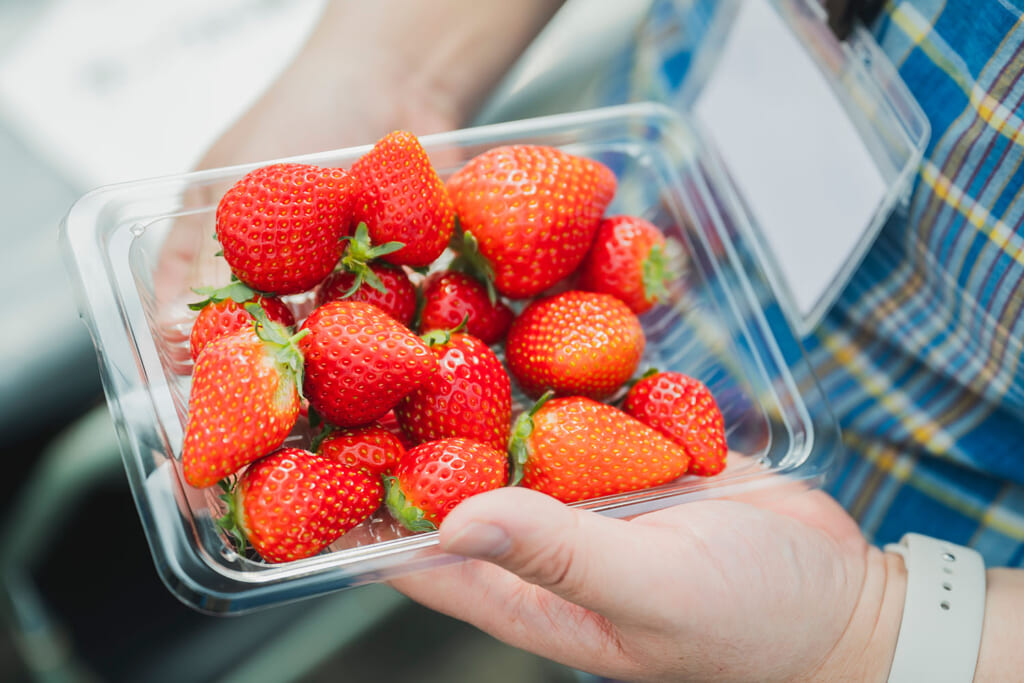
[884,533,986,682]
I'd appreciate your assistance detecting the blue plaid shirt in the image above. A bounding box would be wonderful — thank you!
[616,0,1024,566]
[818,0,1024,566]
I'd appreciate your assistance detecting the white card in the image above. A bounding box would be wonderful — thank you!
[694,0,888,325]
[0,0,325,188]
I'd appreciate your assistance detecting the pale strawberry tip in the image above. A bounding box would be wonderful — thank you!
[384,475,437,533]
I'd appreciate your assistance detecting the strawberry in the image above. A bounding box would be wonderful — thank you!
[215,163,360,295]
[385,438,508,531]
[395,331,511,451]
[188,282,295,361]
[316,267,417,326]
[220,447,383,563]
[377,410,418,449]
[298,301,438,427]
[509,394,690,503]
[350,130,455,267]
[579,215,670,314]
[182,313,306,488]
[505,290,645,400]
[314,221,416,325]
[623,371,728,476]
[447,145,616,299]
[418,271,514,345]
[315,422,406,476]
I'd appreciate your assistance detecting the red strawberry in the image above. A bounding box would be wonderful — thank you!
[395,331,511,451]
[188,282,296,361]
[298,301,438,427]
[509,395,690,503]
[221,447,383,563]
[418,271,514,345]
[447,145,616,299]
[350,130,455,267]
[505,290,644,400]
[623,371,728,476]
[182,317,305,488]
[579,215,669,314]
[215,163,360,295]
[377,410,418,449]
[316,266,416,326]
[386,438,508,531]
[315,422,406,476]
[314,221,417,325]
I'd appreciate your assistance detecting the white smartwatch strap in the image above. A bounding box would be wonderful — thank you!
[883,533,986,682]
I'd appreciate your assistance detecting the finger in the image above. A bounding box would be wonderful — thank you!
[389,555,627,677]
[435,487,669,624]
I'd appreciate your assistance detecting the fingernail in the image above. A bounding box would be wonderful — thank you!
[443,522,511,559]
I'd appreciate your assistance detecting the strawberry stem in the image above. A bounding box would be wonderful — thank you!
[410,284,426,331]
[449,228,498,306]
[338,222,405,295]
[245,302,309,393]
[384,476,437,533]
[309,421,333,453]
[420,314,468,347]
[507,390,555,486]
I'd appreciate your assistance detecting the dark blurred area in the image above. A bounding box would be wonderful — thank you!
[0,0,642,680]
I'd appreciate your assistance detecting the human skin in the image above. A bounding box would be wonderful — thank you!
[154,0,564,308]
[394,484,1024,681]
[160,1,1024,679]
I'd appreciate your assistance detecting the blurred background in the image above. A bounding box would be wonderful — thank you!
[0,0,650,680]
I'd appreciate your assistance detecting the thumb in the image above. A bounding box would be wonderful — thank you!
[439,487,643,616]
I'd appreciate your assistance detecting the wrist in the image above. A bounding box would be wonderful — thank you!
[803,546,907,681]
[974,568,1024,681]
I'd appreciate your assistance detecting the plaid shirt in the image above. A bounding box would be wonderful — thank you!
[616,0,1024,566]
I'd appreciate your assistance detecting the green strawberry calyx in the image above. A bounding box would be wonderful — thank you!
[641,243,670,305]
[188,281,258,311]
[420,314,469,347]
[244,302,309,392]
[384,476,438,533]
[338,222,405,296]
[216,478,250,554]
[507,390,555,486]
[448,225,498,306]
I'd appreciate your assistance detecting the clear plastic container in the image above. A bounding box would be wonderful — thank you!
[61,102,844,613]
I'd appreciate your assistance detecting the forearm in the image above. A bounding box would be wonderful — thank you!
[199,0,563,167]
[975,568,1024,680]
[313,0,565,126]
